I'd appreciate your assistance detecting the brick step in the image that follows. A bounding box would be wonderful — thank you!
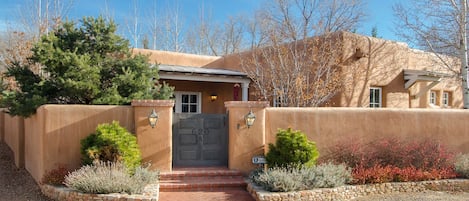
[160,170,244,180]
[159,167,247,192]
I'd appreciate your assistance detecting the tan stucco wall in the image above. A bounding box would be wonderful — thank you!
[225,101,269,174]
[0,110,4,143]
[338,32,409,108]
[162,79,239,114]
[4,114,24,168]
[25,105,134,183]
[264,107,469,155]
[132,100,174,172]
[133,49,221,67]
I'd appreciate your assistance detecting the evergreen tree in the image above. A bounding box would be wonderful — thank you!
[371,26,378,38]
[1,16,173,117]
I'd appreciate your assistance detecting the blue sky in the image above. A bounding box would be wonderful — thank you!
[0,0,401,42]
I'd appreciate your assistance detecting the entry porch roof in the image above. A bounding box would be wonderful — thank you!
[156,64,250,84]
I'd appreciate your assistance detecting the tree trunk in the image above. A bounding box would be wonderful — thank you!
[460,0,469,108]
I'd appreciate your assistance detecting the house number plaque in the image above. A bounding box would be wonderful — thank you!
[252,156,266,164]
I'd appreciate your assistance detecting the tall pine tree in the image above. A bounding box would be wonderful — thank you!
[2,16,173,117]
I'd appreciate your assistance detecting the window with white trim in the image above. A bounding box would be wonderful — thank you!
[429,91,437,105]
[442,92,450,106]
[369,87,382,108]
[174,91,201,113]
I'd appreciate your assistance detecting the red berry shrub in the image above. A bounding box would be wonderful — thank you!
[41,164,69,186]
[352,165,395,184]
[321,138,457,184]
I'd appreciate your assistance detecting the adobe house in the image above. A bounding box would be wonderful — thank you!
[131,31,463,168]
[135,31,462,112]
[205,31,463,109]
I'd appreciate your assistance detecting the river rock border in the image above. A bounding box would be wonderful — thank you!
[247,179,469,201]
[40,183,159,201]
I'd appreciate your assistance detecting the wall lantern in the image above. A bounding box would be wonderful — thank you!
[211,94,218,102]
[245,110,256,128]
[148,109,159,128]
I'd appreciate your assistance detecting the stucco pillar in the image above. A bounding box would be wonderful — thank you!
[132,100,174,172]
[225,101,269,174]
[241,82,249,101]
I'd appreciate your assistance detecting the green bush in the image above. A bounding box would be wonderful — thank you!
[81,121,141,172]
[266,128,319,168]
[251,163,351,192]
[64,161,158,194]
[455,153,469,178]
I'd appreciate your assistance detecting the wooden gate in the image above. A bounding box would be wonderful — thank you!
[172,113,228,167]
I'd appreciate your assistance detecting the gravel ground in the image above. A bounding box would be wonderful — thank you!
[0,142,52,201]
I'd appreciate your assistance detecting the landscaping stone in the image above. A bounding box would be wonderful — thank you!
[247,179,469,201]
[40,184,159,201]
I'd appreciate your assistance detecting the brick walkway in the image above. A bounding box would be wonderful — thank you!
[159,190,255,201]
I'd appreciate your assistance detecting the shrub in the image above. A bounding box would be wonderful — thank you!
[318,140,364,168]
[398,140,454,170]
[266,128,319,168]
[454,153,469,178]
[323,138,454,171]
[81,121,141,172]
[323,138,457,184]
[352,165,457,184]
[352,165,395,185]
[41,165,69,186]
[309,162,352,188]
[252,166,306,192]
[251,163,351,192]
[64,161,158,194]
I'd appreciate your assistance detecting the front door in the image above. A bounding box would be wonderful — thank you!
[173,113,228,167]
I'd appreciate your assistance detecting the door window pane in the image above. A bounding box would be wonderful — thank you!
[190,105,197,113]
[182,105,189,113]
[190,95,197,103]
[182,95,189,103]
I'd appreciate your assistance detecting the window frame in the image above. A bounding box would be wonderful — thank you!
[369,87,382,108]
[174,91,202,114]
[442,91,450,107]
[429,91,437,105]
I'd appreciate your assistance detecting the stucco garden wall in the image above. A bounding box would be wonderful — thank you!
[3,113,24,168]
[265,107,469,154]
[24,105,134,182]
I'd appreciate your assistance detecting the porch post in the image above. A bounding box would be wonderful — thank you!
[131,100,174,172]
[241,82,249,101]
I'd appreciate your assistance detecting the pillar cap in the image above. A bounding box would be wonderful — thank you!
[131,100,175,107]
[224,101,269,108]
